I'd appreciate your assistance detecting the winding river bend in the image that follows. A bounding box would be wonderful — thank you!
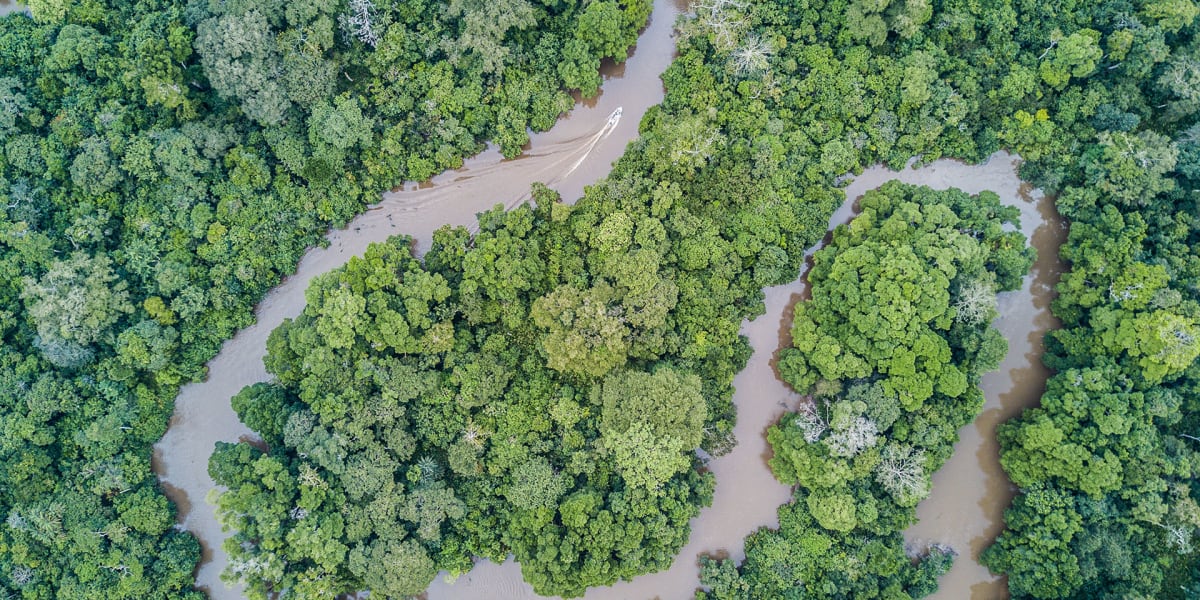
[423,154,1065,600]
[152,0,686,596]
[882,156,1067,600]
[150,2,1065,597]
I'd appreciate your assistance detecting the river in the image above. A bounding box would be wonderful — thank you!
[151,0,687,597]
[0,1,29,16]
[151,2,1065,597]
[845,153,1067,600]
[421,155,1064,600]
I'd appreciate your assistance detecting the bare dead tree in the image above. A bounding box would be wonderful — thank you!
[10,566,34,587]
[954,279,996,325]
[1158,521,1195,554]
[826,416,879,457]
[342,0,381,49]
[875,444,929,502]
[793,401,827,443]
[692,0,749,51]
[732,34,773,76]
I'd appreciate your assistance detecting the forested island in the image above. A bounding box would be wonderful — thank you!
[2,0,1200,600]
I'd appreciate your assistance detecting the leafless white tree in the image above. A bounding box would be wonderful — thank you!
[10,566,33,587]
[227,556,270,577]
[5,511,27,531]
[1159,521,1195,554]
[691,0,749,51]
[954,279,996,325]
[793,401,827,443]
[732,35,773,76]
[342,0,380,49]
[826,416,879,457]
[875,444,929,502]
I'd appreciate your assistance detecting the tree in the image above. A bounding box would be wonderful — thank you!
[692,0,748,51]
[341,0,380,48]
[954,279,997,325]
[599,368,707,489]
[506,457,568,510]
[26,0,69,24]
[347,539,436,597]
[1082,130,1178,206]
[1142,0,1200,33]
[446,0,536,76]
[21,253,133,367]
[531,283,629,378]
[195,10,292,126]
[982,486,1085,599]
[875,444,929,506]
[1039,29,1103,90]
[806,488,858,533]
[308,95,374,152]
[0,77,30,139]
[731,35,772,77]
[70,137,121,196]
[576,1,629,62]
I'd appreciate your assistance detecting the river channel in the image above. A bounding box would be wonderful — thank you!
[149,0,1065,596]
[152,0,687,596]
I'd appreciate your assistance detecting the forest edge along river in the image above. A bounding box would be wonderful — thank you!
[149,1,1066,597]
[419,154,1065,600]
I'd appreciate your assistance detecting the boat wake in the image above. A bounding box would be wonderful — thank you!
[379,107,624,223]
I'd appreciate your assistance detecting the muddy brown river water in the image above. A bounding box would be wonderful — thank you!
[149,0,1065,595]
[848,154,1067,600]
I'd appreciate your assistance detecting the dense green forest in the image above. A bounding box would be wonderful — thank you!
[3,0,1200,598]
[686,0,1200,599]
[0,0,647,597]
[202,0,1047,595]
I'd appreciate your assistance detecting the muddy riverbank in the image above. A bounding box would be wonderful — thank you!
[151,0,687,596]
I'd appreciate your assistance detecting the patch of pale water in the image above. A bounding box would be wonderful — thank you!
[0,1,29,16]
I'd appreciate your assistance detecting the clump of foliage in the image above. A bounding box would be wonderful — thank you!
[977,2,1200,596]
[0,0,648,597]
[700,184,1032,600]
[210,207,721,597]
